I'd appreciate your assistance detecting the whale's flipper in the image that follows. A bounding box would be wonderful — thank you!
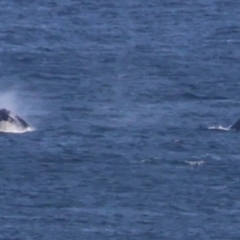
[15,115,29,128]
[230,118,240,131]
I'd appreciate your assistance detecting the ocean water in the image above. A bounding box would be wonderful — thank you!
[1,0,240,239]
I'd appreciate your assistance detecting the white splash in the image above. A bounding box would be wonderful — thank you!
[207,125,230,131]
[0,121,35,134]
[185,160,205,166]
[0,88,42,133]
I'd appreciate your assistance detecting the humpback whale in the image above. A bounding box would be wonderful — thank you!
[0,108,30,132]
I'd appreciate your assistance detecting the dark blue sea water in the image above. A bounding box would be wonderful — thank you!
[1,0,240,239]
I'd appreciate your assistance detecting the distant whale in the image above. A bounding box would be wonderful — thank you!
[206,118,240,131]
[0,108,30,133]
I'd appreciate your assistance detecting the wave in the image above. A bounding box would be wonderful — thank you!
[181,92,227,100]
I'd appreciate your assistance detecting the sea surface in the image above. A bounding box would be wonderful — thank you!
[0,0,240,239]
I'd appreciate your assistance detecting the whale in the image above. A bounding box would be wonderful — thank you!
[0,108,30,132]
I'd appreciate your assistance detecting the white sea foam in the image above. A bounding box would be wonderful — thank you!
[207,125,230,131]
[0,121,35,133]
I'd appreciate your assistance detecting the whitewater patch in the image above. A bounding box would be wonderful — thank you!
[0,121,35,133]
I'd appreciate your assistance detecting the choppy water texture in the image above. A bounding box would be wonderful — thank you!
[1,0,240,239]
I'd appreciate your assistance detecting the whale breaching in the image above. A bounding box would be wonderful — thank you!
[0,108,32,133]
